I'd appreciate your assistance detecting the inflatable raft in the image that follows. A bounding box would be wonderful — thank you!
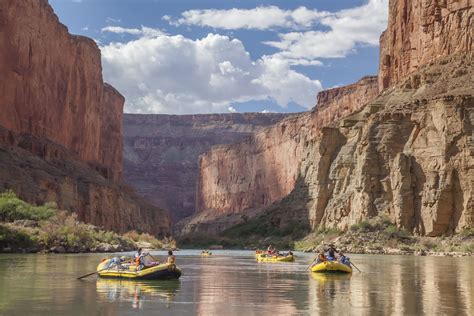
[311,261,352,273]
[97,259,182,280]
[201,251,212,257]
[256,253,295,263]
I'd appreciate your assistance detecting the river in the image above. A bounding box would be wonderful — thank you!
[0,250,472,315]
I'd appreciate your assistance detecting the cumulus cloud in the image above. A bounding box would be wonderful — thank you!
[264,0,388,59]
[228,106,237,113]
[101,33,322,114]
[170,0,387,61]
[171,6,329,30]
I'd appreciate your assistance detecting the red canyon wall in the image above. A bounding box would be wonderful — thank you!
[181,77,379,234]
[0,0,123,180]
[123,113,288,223]
[181,0,473,236]
[0,0,170,235]
[379,0,473,91]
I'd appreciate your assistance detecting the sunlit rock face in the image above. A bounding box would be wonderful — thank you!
[378,0,473,91]
[123,113,289,223]
[180,77,380,235]
[180,0,473,236]
[0,0,171,235]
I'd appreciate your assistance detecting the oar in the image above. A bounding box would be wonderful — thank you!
[77,257,134,280]
[147,253,162,264]
[306,256,318,271]
[350,261,362,273]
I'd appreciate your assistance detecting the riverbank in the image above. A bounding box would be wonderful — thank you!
[178,216,473,257]
[0,191,175,253]
[295,218,473,257]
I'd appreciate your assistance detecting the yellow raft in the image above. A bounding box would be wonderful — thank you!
[201,251,212,257]
[97,259,182,280]
[311,261,352,273]
[256,253,295,262]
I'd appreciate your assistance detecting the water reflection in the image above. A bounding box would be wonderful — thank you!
[96,279,181,309]
[309,273,352,312]
[0,252,472,315]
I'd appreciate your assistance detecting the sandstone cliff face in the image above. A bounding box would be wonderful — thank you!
[123,113,288,222]
[0,127,170,235]
[0,0,170,235]
[181,77,380,234]
[182,0,473,236]
[0,0,123,180]
[379,0,473,91]
[305,54,473,236]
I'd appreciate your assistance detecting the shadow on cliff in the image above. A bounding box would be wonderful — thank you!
[218,175,312,248]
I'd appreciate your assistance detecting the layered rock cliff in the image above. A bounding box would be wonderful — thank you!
[379,0,473,91]
[181,76,380,234]
[0,0,170,235]
[123,113,288,222]
[181,0,473,236]
[0,0,122,180]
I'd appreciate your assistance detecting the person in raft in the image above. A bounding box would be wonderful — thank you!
[325,244,339,261]
[166,250,176,264]
[316,252,327,263]
[267,244,274,254]
[135,248,143,259]
[339,252,351,267]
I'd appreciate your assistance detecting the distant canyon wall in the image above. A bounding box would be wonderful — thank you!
[123,113,288,223]
[182,76,380,234]
[181,0,473,236]
[0,0,170,235]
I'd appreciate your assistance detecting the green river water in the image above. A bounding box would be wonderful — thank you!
[0,250,472,315]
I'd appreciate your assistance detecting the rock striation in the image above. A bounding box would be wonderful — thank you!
[0,0,170,235]
[379,0,473,91]
[123,113,288,223]
[181,0,473,236]
[181,76,380,234]
[0,0,123,180]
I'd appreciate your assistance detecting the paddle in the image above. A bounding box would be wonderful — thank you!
[77,257,134,280]
[306,256,318,271]
[350,261,362,273]
[147,253,162,264]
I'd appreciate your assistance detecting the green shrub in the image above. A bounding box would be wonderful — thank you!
[123,230,175,249]
[459,228,474,238]
[0,224,35,249]
[0,191,55,222]
[350,220,374,232]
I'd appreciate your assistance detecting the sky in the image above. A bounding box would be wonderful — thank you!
[49,0,388,114]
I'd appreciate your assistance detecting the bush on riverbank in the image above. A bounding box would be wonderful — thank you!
[123,230,176,250]
[294,216,473,256]
[0,192,175,253]
[0,191,55,222]
[178,218,310,250]
[177,214,473,256]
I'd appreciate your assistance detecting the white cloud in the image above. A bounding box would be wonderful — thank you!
[101,33,322,114]
[82,26,89,31]
[171,6,329,30]
[102,26,166,38]
[261,109,277,113]
[264,0,388,59]
[228,106,237,113]
[170,1,387,61]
